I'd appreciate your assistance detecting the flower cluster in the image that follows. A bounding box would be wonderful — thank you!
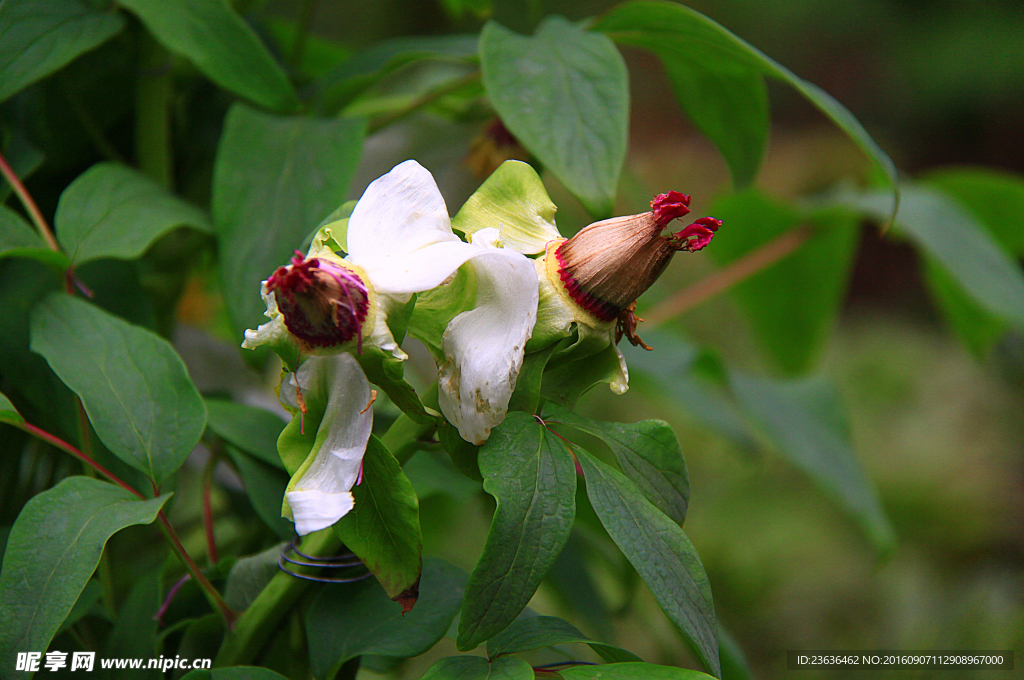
[244,160,719,535]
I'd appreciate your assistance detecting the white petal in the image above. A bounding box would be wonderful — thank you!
[610,344,629,394]
[346,160,459,271]
[437,248,539,444]
[285,354,374,535]
[366,240,482,295]
[367,292,411,360]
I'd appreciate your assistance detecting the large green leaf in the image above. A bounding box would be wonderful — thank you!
[420,656,534,680]
[0,206,69,268]
[223,544,283,612]
[728,371,895,551]
[30,294,206,483]
[708,189,859,374]
[333,436,422,607]
[0,0,124,103]
[457,412,577,651]
[480,17,628,217]
[306,558,466,679]
[486,615,641,663]
[0,129,44,203]
[205,399,285,468]
[833,185,1024,332]
[923,167,1024,256]
[213,104,365,339]
[225,447,292,539]
[560,663,717,680]
[115,0,298,112]
[922,258,1006,357]
[576,448,719,678]
[544,405,690,525]
[592,1,897,205]
[54,162,212,266]
[0,477,168,673]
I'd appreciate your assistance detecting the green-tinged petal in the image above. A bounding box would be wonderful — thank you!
[280,354,374,535]
[452,160,561,254]
[438,248,538,444]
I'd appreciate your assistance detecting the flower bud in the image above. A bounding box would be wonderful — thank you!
[266,250,370,351]
[546,191,721,348]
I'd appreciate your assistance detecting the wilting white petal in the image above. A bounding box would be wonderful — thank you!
[610,345,629,394]
[437,248,539,444]
[241,282,289,349]
[285,354,374,535]
[346,160,460,271]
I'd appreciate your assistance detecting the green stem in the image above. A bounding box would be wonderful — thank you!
[157,511,237,627]
[135,33,174,189]
[214,528,340,667]
[202,445,222,565]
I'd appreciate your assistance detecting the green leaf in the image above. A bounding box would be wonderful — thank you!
[115,0,298,112]
[0,389,24,424]
[592,1,897,208]
[55,580,103,637]
[560,662,717,680]
[354,345,434,425]
[316,34,478,113]
[708,190,859,374]
[53,162,212,266]
[452,160,560,255]
[576,448,719,678]
[103,569,162,680]
[30,294,206,483]
[624,335,757,450]
[728,371,895,551]
[205,399,285,468]
[833,185,1024,332]
[457,412,577,650]
[224,544,285,612]
[0,477,169,672]
[922,258,1006,357]
[333,436,422,605]
[486,615,641,663]
[181,668,288,680]
[213,103,365,339]
[919,167,1024,354]
[421,656,534,680]
[923,166,1024,256]
[718,624,755,680]
[0,0,124,103]
[544,405,690,525]
[225,447,292,539]
[480,17,628,217]
[541,342,625,409]
[306,558,466,679]
[404,451,480,503]
[0,205,70,268]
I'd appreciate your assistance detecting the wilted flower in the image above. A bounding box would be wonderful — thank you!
[244,160,538,534]
[543,190,722,351]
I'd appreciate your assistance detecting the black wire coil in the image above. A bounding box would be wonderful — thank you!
[278,537,372,583]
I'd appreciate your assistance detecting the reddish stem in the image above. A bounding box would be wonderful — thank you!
[0,149,60,252]
[644,225,812,324]
[201,449,220,564]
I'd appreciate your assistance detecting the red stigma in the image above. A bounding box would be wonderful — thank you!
[671,216,722,252]
[651,191,692,227]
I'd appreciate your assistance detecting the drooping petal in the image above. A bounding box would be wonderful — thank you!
[437,248,539,444]
[284,353,374,535]
[345,160,460,271]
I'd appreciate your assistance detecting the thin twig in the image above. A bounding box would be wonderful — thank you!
[367,70,481,134]
[0,150,60,252]
[644,225,813,325]
[201,446,221,565]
